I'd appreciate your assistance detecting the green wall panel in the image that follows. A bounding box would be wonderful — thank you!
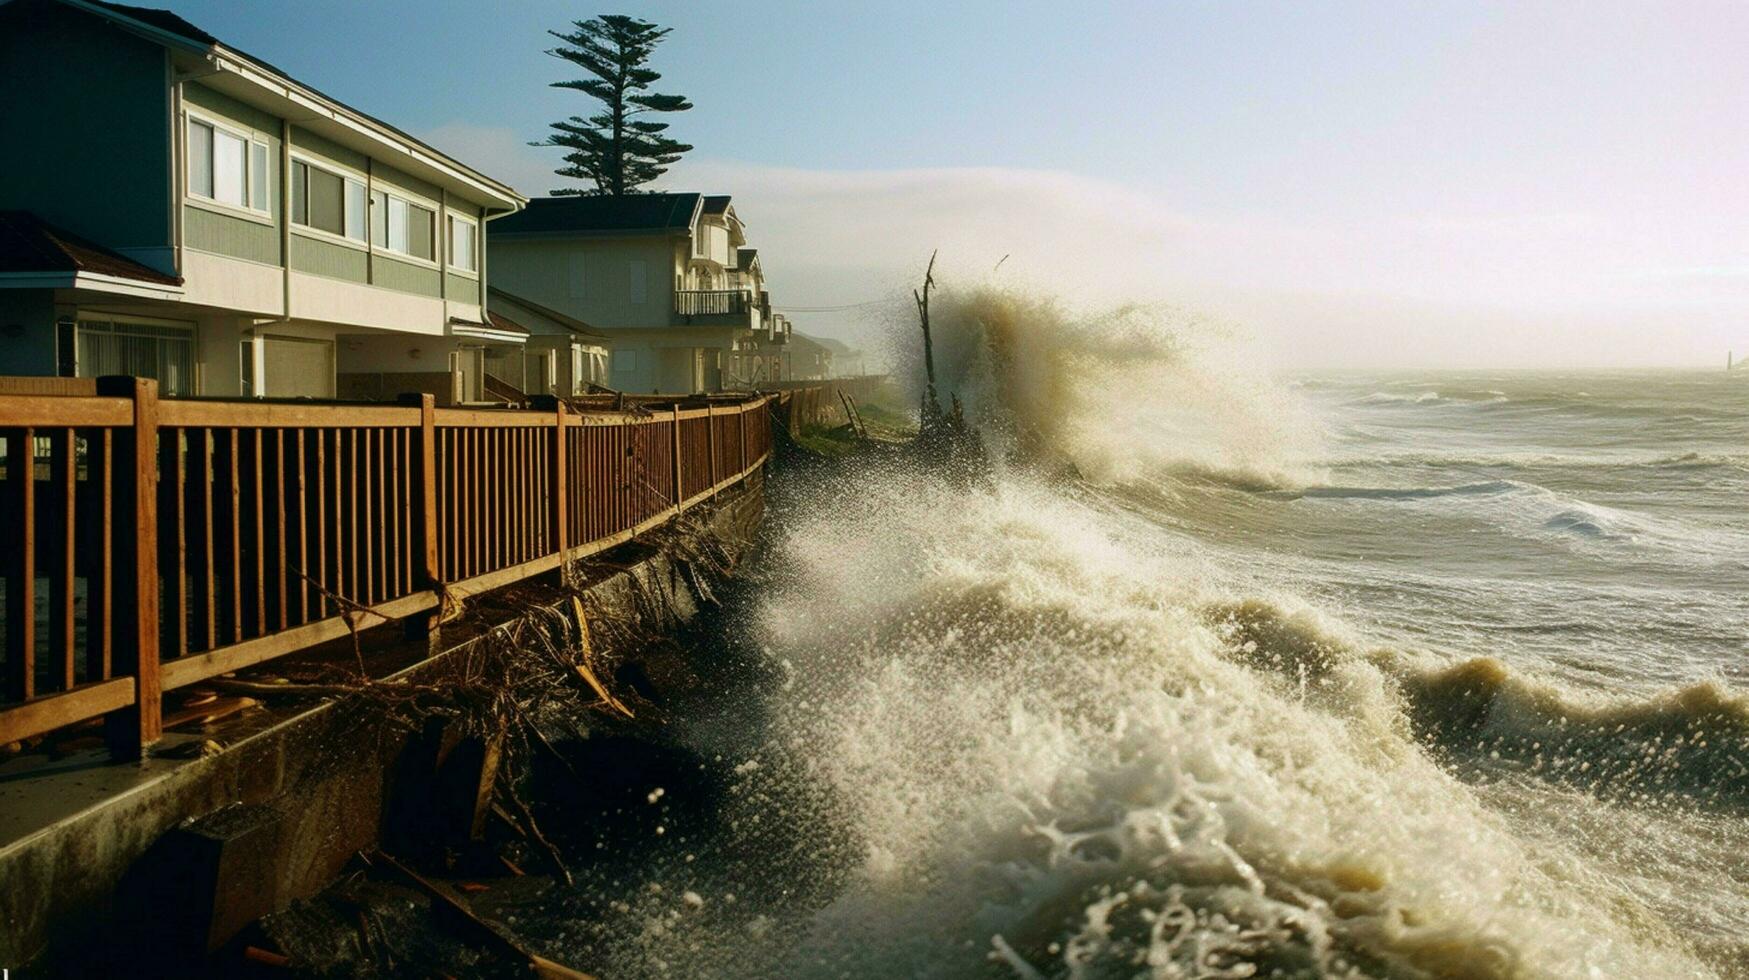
[446,274,481,305]
[185,206,280,264]
[290,234,368,282]
[373,256,442,297]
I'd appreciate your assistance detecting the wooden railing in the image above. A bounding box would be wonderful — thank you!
[0,379,774,758]
[674,289,752,317]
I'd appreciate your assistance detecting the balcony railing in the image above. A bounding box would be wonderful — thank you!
[675,289,752,317]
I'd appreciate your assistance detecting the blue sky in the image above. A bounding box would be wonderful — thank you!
[172,0,1747,366]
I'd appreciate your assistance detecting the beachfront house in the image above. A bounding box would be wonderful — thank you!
[787,332,835,381]
[486,287,610,397]
[0,0,525,401]
[488,193,776,394]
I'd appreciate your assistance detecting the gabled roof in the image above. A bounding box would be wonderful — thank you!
[487,286,609,339]
[490,194,702,238]
[787,332,830,355]
[701,195,732,216]
[26,0,523,210]
[735,247,759,272]
[0,210,182,286]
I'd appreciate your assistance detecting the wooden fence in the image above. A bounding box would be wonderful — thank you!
[0,379,774,758]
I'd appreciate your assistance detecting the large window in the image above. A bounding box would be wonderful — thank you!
[73,318,196,396]
[187,117,268,213]
[290,159,366,243]
[447,215,477,273]
[372,189,436,261]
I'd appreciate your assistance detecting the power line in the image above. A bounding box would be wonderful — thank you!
[772,299,890,313]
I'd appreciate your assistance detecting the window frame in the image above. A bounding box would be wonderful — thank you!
[183,110,272,222]
[446,213,479,276]
[372,185,441,267]
[287,151,369,250]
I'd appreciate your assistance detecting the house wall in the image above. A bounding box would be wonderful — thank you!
[174,84,488,328]
[489,236,680,330]
[598,325,739,394]
[181,82,282,266]
[0,291,59,375]
[0,2,173,273]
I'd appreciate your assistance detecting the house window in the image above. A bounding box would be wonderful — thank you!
[447,215,477,273]
[290,159,365,242]
[371,191,435,261]
[73,318,196,396]
[408,204,434,260]
[187,117,268,212]
[386,196,407,252]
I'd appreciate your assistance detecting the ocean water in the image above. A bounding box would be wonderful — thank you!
[557,295,1749,978]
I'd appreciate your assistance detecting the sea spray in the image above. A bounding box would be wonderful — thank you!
[885,286,1329,488]
[545,297,1747,977]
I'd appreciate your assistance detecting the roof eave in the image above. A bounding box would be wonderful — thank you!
[55,1,525,212]
[491,228,686,241]
[208,50,526,211]
[0,269,184,300]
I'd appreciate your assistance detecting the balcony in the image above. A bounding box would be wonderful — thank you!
[675,289,753,317]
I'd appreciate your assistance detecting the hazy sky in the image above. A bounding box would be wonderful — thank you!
[173,0,1745,367]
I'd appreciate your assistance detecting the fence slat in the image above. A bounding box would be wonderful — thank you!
[52,429,75,689]
[5,426,36,701]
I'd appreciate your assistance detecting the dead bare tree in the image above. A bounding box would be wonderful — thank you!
[914,249,941,428]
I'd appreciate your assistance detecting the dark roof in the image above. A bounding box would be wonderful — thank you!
[701,195,732,216]
[86,0,216,43]
[487,286,608,339]
[490,194,700,237]
[0,210,182,286]
[735,247,759,272]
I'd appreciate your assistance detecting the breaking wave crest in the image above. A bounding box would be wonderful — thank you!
[1208,598,1749,811]
[890,287,1328,489]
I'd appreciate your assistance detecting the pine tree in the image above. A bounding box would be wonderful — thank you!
[535,15,693,196]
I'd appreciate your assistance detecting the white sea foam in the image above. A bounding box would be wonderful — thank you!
[730,470,1717,978]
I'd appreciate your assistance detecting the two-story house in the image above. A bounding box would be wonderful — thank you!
[488,193,777,394]
[0,0,524,400]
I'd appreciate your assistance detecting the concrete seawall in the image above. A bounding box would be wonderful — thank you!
[0,472,765,972]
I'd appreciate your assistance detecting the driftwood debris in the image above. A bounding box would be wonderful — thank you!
[366,851,593,979]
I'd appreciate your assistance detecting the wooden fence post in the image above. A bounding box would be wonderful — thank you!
[706,406,718,496]
[738,405,748,474]
[400,393,441,652]
[97,376,160,759]
[553,400,569,584]
[671,405,683,512]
